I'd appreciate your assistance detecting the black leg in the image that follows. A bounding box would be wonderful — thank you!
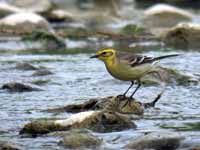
[130,80,141,98]
[123,81,134,96]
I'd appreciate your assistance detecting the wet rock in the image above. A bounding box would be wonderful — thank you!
[20,110,136,135]
[31,79,50,85]
[0,140,21,150]
[163,23,200,50]
[46,96,145,115]
[11,0,53,14]
[15,62,39,70]
[95,96,144,115]
[161,122,200,131]
[134,0,200,8]
[46,98,98,113]
[1,82,42,92]
[180,137,200,150]
[120,24,149,36]
[0,12,52,36]
[0,2,21,18]
[22,30,66,50]
[59,130,102,148]
[46,9,75,22]
[141,66,199,86]
[125,132,184,150]
[191,146,200,150]
[143,4,193,28]
[32,69,53,76]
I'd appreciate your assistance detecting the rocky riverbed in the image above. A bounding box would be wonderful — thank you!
[0,0,200,150]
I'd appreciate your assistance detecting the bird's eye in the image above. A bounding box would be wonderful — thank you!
[102,52,106,55]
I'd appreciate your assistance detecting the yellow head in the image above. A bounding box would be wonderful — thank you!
[90,48,116,63]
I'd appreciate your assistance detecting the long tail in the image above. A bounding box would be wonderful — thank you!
[154,54,180,61]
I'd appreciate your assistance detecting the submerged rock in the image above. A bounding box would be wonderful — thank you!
[59,130,102,148]
[15,62,39,70]
[31,79,50,85]
[143,4,193,28]
[0,12,52,36]
[0,2,21,18]
[0,140,21,150]
[20,110,136,135]
[32,69,53,76]
[163,23,200,50]
[1,82,42,92]
[22,30,66,50]
[125,132,184,150]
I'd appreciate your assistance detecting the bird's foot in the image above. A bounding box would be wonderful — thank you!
[121,97,134,109]
[128,96,135,102]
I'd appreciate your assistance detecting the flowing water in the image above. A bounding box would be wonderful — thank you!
[0,48,199,149]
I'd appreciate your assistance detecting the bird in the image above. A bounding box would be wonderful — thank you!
[90,48,179,101]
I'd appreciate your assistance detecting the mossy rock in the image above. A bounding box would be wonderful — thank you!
[23,30,66,50]
[46,96,145,115]
[20,111,136,135]
[19,119,65,136]
[59,130,102,148]
[120,24,148,36]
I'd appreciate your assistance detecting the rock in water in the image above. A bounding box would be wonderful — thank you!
[141,66,199,86]
[0,2,22,18]
[46,96,145,115]
[0,12,52,35]
[20,111,136,135]
[59,130,102,148]
[46,9,75,22]
[15,62,39,70]
[1,82,42,92]
[11,0,52,13]
[32,69,53,76]
[22,30,66,50]
[125,132,184,150]
[163,23,200,50]
[143,4,193,28]
[0,140,21,150]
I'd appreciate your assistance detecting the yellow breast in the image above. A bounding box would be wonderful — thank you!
[104,61,155,81]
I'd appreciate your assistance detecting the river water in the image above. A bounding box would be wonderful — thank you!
[0,49,199,149]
